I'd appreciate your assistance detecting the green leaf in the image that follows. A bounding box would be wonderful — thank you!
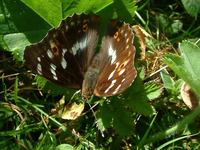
[55,144,74,150]
[163,41,200,98]
[62,0,113,17]
[160,70,175,92]
[97,98,134,137]
[1,0,50,60]
[3,29,47,61]
[3,33,30,61]
[126,75,154,116]
[0,35,7,49]
[114,0,137,22]
[97,101,114,129]
[145,82,162,100]
[20,0,114,27]
[2,0,50,32]
[20,0,62,27]
[156,14,183,35]
[112,99,134,137]
[181,0,200,17]
[35,76,76,97]
[36,131,57,149]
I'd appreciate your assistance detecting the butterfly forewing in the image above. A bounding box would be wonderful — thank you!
[94,23,137,96]
[24,14,100,89]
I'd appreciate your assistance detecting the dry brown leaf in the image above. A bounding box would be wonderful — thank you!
[181,82,199,109]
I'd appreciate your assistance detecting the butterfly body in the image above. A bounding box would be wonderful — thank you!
[24,14,137,99]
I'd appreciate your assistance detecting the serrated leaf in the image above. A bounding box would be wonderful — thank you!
[181,0,200,17]
[163,41,200,98]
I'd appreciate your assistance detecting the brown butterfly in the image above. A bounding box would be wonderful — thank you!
[24,14,137,99]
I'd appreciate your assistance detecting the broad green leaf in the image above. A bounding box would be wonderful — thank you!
[181,0,200,17]
[2,0,50,32]
[20,0,113,26]
[3,30,47,61]
[3,33,30,61]
[163,41,200,98]
[1,0,50,60]
[20,0,62,27]
[62,0,113,17]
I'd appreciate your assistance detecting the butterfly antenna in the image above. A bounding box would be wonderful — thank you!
[86,97,104,137]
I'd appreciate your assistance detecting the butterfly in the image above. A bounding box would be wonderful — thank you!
[24,14,137,99]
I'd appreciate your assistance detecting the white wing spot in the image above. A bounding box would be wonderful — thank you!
[37,57,41,62]
[71,42,79,55]
[71,37,87,55]
[62,48,67,55]
[50,63,56,71]
[115,62,120,69]
[53,75,58,80]
[70,21,75,26]
[61,57,67,69]
[79,37,87,50]
[126,45,129,50]
[37,63,42,75]
[120,29,124,34]
[126,38,130,43]
[108,70,115,80]
[47,49,53,59]
[122,78,126,83]
[66,25,69,31]
[105,79,117,93]
[108,44,116,64]
[50,63,57,80]
[113,84,122,95]
[119,68,125,76]
[61,48,67,69]
[124,33,128,37]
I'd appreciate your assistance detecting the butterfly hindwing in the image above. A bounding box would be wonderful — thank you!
[94,22,137,96]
